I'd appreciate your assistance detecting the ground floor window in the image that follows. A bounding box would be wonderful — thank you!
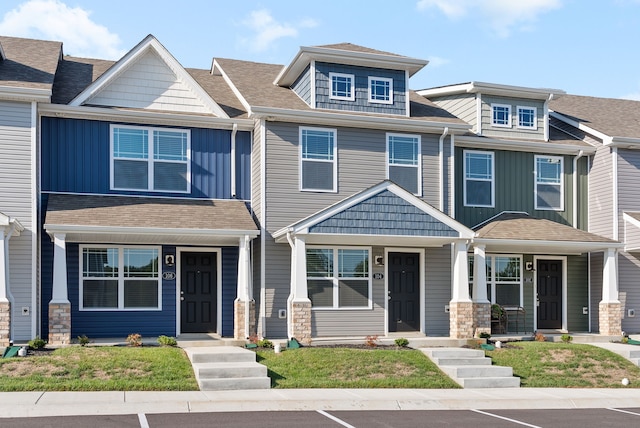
[80,245,161,310]
[469,254,522,306]
[306,247,371,309]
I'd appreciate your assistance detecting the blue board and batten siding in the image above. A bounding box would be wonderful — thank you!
[314,62,406,115]
[40,117,251,200]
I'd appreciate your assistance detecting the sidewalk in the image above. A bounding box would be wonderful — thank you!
[1,388,639,418]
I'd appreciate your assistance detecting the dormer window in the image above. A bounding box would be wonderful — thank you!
[368,77,393,104]
[491,104,511,128]
[517,106,537,129]
[329,72,355,101]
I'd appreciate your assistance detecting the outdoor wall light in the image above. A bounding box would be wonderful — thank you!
[165,254,175,266]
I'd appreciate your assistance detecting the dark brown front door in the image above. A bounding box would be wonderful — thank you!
[537,259,562,329]
[181,252,217,333]
[388,252,420,332]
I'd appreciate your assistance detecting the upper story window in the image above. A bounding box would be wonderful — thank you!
[387,133,421,195]
[491,103,511,128]
[464,150,494,207]
[111,125,190,193]
[81,246,161,310]
[329,72,355,101]
[306,247,371,309]
[535,155,563,210]
[368,77,393,104]
[517,106,537,129]
[300,127,337,192]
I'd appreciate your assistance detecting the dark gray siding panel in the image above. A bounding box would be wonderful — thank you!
[590,252,603,332]
[425,246,451,336]
[221,247,239,337]
[619,252,640,333]
[263,238,290,338]
[567,255,589,332]
[315,62,406,115]
[291,64,312,106]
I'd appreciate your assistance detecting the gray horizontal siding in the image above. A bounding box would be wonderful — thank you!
[425,246,451,336]
[262,237,290,338]
[619,252,640,333]
[589,147,614,238]
[617,149,640,239]
[429,94,477,130]
[480,96,545,140]
[291,64,312,106]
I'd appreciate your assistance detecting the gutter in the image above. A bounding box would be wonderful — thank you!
[231,123,238,198]
[439,127,449,212]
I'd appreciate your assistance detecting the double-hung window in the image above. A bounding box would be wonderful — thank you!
[517,106,537,129]
[491,103,511,127]
[300,127,337,192]
[368,76,393,104]
[469,254,522,306]
[329,72,355,101]
[464,150,494,207]
[111,125,190,193]
[306,247,371,309]
[535,155,563,210]
[81,246,161,310]
[387,133,421,195]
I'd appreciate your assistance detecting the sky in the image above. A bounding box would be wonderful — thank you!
[1,0,640,100]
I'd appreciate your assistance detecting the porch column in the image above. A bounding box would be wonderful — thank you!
[472,245,491,337]
[234,235,255,340]
[288,235,311,344]
[0,231,10,346]
[599,248,622,335]
[450,241,473,338]
[49,233,71,345]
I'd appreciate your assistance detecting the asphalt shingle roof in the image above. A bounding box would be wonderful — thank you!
[0,35,61,92]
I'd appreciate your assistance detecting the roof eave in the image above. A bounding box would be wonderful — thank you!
[0,85,51,102]
[455,134,596,155]
[473,237,621,254]
[44,224,259,239]
[418,81,565,101]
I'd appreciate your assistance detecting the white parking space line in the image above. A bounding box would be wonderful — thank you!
[138,413,150,428]
[607,408,640,417]
[317,410,356,428]
[471,409,542,428]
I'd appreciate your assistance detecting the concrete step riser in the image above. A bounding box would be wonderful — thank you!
[199,377,271,390]
[196,365,267,379]
[422,349,485,358]
[190,353,257,364]
[436,358,492,366]
[443,366,513,378]
[460,377,521,388]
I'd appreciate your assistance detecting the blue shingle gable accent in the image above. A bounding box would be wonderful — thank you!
[309,190,457,237]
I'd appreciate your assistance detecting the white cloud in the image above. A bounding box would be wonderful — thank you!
[417,0,562,37]
[426,56,450,67]
[621,92,640,101]
[0,0,124,59]
[240,9,317,52]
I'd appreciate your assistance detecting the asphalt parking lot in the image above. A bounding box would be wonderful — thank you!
[2,408,640,427]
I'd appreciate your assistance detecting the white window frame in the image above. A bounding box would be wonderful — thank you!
[368,76,393,104]
[463,150,495,208]
[491,103,512,128]
[110,124,191,193]
[307,246,372,310]
[487,254,523,307]
[386,133,422,196]
[299,126,337,193]
[534,155,564,211]
[329,72,355,101]
[79,245,162,311]
[517,106,537,130]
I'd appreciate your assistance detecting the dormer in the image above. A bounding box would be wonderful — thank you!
[274,43,428,117]
[418,82,565,141]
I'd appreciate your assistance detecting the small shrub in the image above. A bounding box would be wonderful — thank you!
[561,334,573,343]
[365,335,379,347]
[248,333,259,344]
[257,338,273,348]
[394,337,410,347]
[157,335,177,347]
[77,335,91,346]
[622,336,629,344]
[534,332,546,342]
[28,336,46,350]
[479,332,491,339]
[126,333,142,347]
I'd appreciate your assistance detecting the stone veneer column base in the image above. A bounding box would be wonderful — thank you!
[0,301,10,347]
[291,301,312,344]
[599,302,622,336]
[48,302,71,346]
[449,301,474,339]
[473,302,491,337]
[234,300,256,339]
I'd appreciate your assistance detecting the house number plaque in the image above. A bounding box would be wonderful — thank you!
[373,273,384,280]
[162,272,176,280]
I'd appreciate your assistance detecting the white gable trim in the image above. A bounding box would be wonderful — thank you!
[211,59,252,115]
[69,35,228,118]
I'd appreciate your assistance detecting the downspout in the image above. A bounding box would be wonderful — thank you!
[439,127,449,212]
[285,231,295,340]
[544,94,554,142]
[450,134,456,218]
[573,150,584,228]
[231,123,238,198]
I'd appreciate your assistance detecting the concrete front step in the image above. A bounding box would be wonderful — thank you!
[184,346,271,391]
[590,342,640,366]
[421,347,520,389]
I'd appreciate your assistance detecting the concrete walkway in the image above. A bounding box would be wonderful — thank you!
[1,388,640,418]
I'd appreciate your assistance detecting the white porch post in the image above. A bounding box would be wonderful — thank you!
[288,235,311,343]
[599,248,622,335]
[0,231,7,303]
[450,240,473,338]
[292,236,309,302]
[49,233,71,345]
[234,235,254,339]
[472,245,488,303]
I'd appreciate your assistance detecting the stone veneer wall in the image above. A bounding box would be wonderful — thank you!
[599,302,622,335]
[449,301,474,339]
[473,302,491,337]
[0,301,9,346]
[234,300,256,339]
[290,301,311,344]
[48,302,71,345]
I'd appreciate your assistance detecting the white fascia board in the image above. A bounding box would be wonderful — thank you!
[212,59,253,115]
[275,46,428,86]
[549,111,612,145]
[0,214,25,235]
[0,85,51,102]
[418,81,565,100]
[473,238,623,253]
[38,104,254,131]
[250,105,470,134]
[455,134,596,155]
[609,136,640,147]
[623,212,640,229]
[292,233,462,247]
[44,224,259,239]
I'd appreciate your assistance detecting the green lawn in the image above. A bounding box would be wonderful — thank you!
[0,346,198,391]
[486,341,640,387]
